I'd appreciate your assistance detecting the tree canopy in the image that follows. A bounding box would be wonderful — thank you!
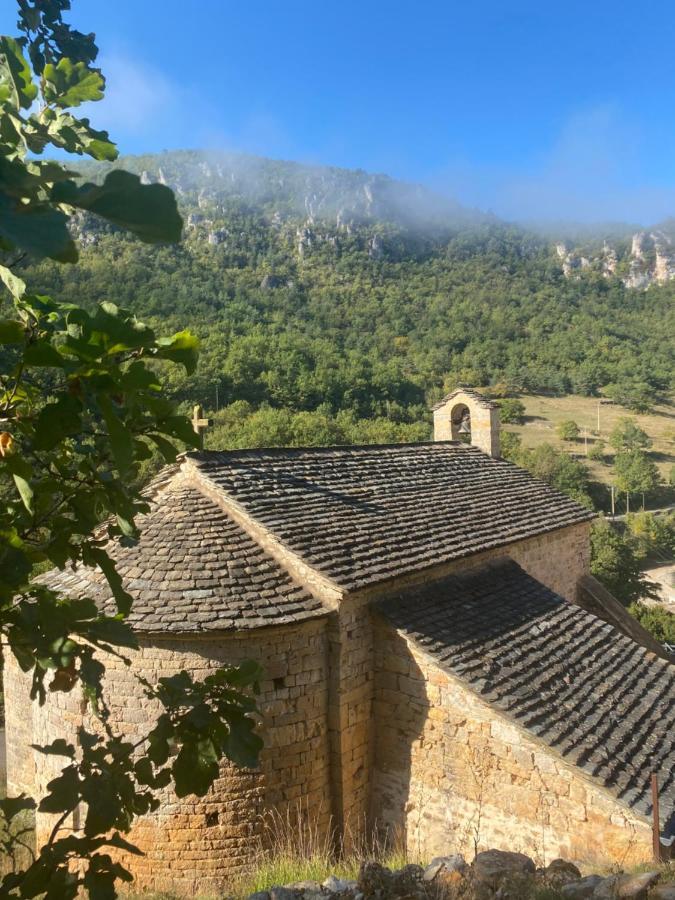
[0,3,261,895]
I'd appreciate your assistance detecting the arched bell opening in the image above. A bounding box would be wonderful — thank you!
[450,403,471,443]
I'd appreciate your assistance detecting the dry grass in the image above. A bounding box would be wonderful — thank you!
[228,806,410,898]
[507,394,675,490]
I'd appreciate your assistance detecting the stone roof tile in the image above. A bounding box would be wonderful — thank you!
[40,483,327,633]
[377,560,675,830]
[190,443,594,591]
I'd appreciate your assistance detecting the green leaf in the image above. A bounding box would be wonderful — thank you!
[43,59,105,108]
[172,737,219,797]
[0,263,26,298]
[33,395,82,450]
[24,339,66,366]
[98,396,134,474]
[120,360,160,391]
[0,191,77,262]
[0,36,38,109]
[159,415,200,448]
[13,472,33,514]
[52,170,183,243]
[0,318,24,343]
[148,433,179,463]
[156,329,199,374]
[84,546,134,616]
[43,110,117,161]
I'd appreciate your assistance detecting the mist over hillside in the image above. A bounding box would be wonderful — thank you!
[78,150,675,291]
[78,149,494,232]
[23,149,673,434]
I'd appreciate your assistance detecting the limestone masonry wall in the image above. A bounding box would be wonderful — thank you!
[372,621,653,869]
[332,522,591,842]
[22,619,331,895]
[338,523,591,833]
[4,649,36,799]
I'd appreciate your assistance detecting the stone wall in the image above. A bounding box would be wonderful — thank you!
[432,390,500,458]
[371,622,653,869]
[4,649,36,798]
[12,619,331,895]
[327,595,375,845]
[332,522,591,843]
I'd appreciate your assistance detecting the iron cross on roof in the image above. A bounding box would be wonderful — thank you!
[191,404,213,450]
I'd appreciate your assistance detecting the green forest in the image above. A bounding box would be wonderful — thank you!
[20,150,674,451]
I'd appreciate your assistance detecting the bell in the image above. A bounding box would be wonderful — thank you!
[458,416,471,435]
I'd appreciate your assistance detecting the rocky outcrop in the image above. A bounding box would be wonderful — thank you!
[601,241,618,276]
[369,234,384,259]
[207,229,227,246]
[555,243,590,277]
[297,226,313,257]
[247,852,674,900]
[557,229,675,289]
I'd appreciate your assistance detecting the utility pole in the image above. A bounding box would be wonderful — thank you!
[610,485,615,518]
[583,429,588,456]
[652,773,663,863]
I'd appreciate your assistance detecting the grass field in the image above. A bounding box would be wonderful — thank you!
[505,395,675,511]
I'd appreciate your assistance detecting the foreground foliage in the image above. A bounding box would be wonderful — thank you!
[0,3,261,896]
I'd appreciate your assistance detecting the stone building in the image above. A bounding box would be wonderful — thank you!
[4,389,675,893]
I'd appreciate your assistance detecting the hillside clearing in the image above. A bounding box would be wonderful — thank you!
[506,394,675,494]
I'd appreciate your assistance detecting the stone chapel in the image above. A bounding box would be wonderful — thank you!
[4,389,675,894]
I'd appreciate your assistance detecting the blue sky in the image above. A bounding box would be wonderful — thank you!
[5,1,675,223]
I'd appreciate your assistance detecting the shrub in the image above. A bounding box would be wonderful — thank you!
[590,518,659,605]
[498,398,526,425]
[628,603,675,644]
[625,511,675,559]
[556,420,580,442]
[588,439,606,462]
[609,417,652,452]
[500,431,522,460]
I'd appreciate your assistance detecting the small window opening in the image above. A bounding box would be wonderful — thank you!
[273,676,285,690]
[206,811,219,827]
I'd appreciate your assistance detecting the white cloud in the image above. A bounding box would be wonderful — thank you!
[80,51,201,150]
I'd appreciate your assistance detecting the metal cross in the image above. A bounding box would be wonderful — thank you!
[191,404,213,450]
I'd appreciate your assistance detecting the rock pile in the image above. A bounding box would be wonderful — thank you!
[247,850,675,900]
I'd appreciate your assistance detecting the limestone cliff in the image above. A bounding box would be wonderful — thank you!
[556,227,675,289]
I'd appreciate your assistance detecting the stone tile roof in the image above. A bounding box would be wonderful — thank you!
[39,482,327,632]
[431,387,498,411]
[191,443,594,592]
[377,560,675,829]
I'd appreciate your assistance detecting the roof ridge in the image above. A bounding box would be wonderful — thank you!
[187,441,471,461]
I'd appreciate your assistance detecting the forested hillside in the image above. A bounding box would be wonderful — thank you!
[22,150,674,444]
